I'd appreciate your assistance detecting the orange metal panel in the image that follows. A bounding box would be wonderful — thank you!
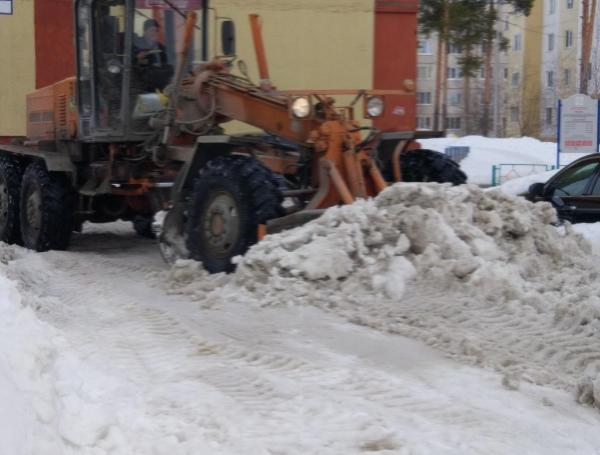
[27,77,78,142]
[249,14,270,82]
[27,85,55,142]
[373,0,417,132]
[53,77,78,140]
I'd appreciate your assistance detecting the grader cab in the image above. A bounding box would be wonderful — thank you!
[0,0,466,272]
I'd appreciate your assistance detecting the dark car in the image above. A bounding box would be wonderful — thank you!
[529,154,600,223]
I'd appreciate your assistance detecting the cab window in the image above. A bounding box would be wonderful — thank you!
[93,0,126,131]
[551,161,598,196]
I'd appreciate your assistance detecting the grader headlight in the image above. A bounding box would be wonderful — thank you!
[366,96,384,118]
[291,97,311,118]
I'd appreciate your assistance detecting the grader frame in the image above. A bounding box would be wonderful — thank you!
[0,0,465,272]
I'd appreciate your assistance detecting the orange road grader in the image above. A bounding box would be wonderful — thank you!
[0,0,466,272]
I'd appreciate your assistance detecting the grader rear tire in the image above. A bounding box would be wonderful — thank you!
[0,155,23,245]
[20,161,74,252]
[185,155,284,273]
[400,149,467,185]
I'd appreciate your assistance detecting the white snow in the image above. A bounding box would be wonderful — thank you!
[3,137,600,453]
[421,135,585,186]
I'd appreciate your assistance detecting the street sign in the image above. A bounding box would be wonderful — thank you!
[135,0,203,9]
[0,0,13,15]
[557,94,600,167]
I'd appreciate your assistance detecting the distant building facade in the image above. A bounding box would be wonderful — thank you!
[416,0,600,140]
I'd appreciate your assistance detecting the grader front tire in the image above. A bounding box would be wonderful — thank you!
[185,155,284,273]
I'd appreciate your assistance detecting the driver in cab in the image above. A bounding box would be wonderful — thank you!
[134,19,173,91]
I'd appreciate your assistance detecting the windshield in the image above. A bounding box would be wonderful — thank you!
[132,0,204,131]
[134,0,204,68]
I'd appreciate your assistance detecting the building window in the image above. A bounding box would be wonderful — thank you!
[513,34,522,51]
[512,72,520,87]
[567,0,574,8]
[504,68,509,79]
[448,43,463,54]
[448,92,462,106]
[548,33,555,51]
[446,117,462,130]
[565,68,571,86]
[447,67,462,79]
[504,18,509,31]
[417,117,432,130]
[417,65,433,80]
[416,92,432,105]
[479,67,485,79]
[565,30,573,48]
[549,0,556,13]
[546,108,553,126]
[510,106,520,122]
[547,70,554,87]
[418,39,432,55]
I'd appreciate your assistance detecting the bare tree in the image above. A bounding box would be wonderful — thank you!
[580,0,598,94]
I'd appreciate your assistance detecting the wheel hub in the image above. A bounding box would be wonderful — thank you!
[210,213,226,236]
[202,192,240,258]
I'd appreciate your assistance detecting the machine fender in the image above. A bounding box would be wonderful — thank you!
[168,135,237,203]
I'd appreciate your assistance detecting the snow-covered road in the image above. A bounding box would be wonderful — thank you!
[3,214,600,455]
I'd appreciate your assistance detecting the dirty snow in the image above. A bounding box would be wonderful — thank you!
[3,137,600,452]
[232,183,600,403]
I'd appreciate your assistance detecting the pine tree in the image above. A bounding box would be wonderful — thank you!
[481,0,533,136]
[419,0,451,131]
[450,0,491,134]
[419,0,495,132]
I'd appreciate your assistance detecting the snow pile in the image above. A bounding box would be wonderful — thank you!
[233,183,600,404]
[237,182,572,303]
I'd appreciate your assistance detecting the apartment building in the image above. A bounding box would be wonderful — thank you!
[416,36,487,136]
[416,0,600,140]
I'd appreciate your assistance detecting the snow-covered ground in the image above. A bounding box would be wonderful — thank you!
[3,137,600,454]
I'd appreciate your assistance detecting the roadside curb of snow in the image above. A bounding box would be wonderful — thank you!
[0,249,124,453]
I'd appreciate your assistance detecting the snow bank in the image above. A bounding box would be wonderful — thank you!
[0,257,66,454]
[490,169,558,196]
[421,136,585,185]
[0,247,129,454]
[230,183,600,406]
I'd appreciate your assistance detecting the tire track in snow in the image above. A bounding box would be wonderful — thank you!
[332,285,600,390]
[3,236,560,454]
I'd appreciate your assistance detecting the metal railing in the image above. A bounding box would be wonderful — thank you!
[491,163,558,186]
